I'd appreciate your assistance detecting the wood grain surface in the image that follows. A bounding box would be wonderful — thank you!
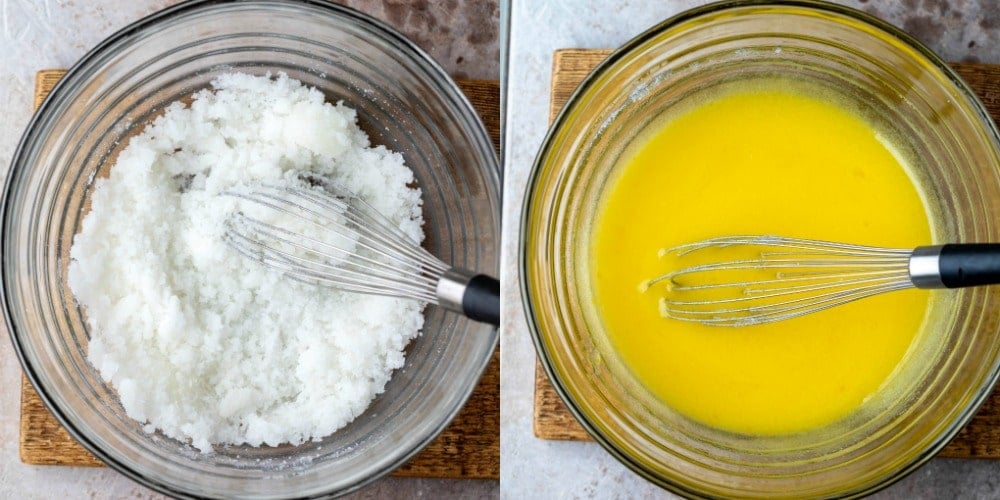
[20,70,500,479]
[533,49,1000,458]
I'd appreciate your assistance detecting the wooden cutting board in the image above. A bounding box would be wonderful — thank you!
[19,70,500,480]
[534,48,1000,458]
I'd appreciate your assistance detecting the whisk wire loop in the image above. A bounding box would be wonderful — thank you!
[667,270,913,305]
[223,213,441,302]
[667,235,914,258]
[291,186,447,274]
[222,182,448,304]
[660,280,913,326]
[651,235,919,327]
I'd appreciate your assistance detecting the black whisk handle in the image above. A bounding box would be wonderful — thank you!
[935,244,1000,288]
[438,269,500,326]
[463,275,501,326]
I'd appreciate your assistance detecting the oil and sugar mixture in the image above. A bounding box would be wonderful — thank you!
[590,80,932,435]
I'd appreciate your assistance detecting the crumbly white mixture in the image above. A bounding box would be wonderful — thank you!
[67,73,424,452]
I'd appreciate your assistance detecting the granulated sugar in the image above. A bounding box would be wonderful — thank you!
[67,73,424,452]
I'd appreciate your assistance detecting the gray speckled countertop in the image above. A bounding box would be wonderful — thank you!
[500,1,1000,498]
[0,1,498,499]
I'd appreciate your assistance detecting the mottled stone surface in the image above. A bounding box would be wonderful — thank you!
[846,0,1000,64]
[501,1,1000,499]
[0,1,497,499]
[339,0,500,79]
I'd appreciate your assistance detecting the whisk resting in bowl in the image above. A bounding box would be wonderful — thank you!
[222,177,500,326]
[647,235,1000,327]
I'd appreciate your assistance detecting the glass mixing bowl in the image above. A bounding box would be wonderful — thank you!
[521,1,1000,497]
[4,1,499,498]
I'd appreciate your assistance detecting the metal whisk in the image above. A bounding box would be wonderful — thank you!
[647,235,1000,327]
[222,179,500,326]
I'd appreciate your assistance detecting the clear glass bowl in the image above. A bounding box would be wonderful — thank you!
[4,1,499,498]
[521,1,1000,497]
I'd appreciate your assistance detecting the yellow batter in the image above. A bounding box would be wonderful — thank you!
[591,82,932,435]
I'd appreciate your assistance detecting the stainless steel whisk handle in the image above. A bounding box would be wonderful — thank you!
[910,244,1000,289]
[436,269,501,326]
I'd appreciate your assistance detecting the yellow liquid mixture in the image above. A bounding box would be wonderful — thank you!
[591,83,932,435]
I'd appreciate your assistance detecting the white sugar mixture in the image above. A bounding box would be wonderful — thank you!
[67,73,424,452]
